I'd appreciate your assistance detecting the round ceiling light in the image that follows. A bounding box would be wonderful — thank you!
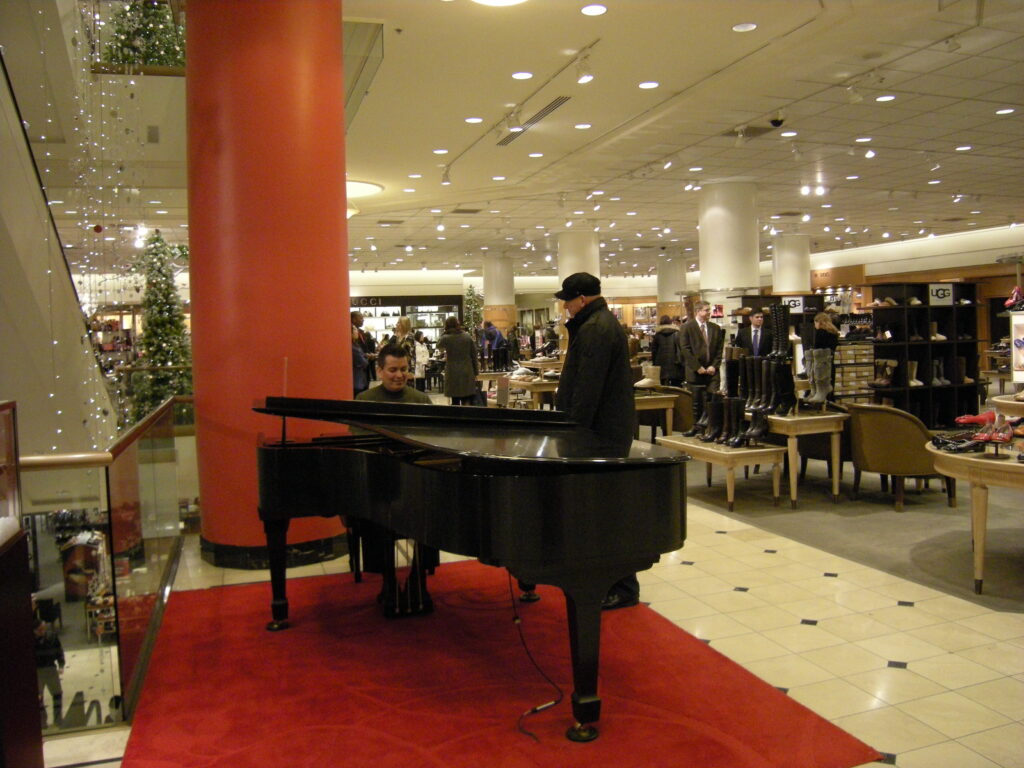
[471,0,528,6]
[732,22,758,32]
[581,4,607,15]
[346,180,384,198]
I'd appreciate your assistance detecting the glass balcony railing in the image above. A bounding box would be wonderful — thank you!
[18,396,196,735]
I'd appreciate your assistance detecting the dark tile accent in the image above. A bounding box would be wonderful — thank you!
[733,587,749,592]
[681,560,695,566]
[775,686,789,694]
[764,549,777,554]
[878,753,897,765]
[824,572,838,578]
[800,619,818,626]
[897,600,915,607]
[715,530,728,534]
[887,661,908,669]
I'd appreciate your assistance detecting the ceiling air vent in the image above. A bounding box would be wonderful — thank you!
[497,96,571,146]
[146,125,160,143]
[377,219,404,226]
[450,208,482,215]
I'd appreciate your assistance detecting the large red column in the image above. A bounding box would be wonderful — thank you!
[186,0,350,559]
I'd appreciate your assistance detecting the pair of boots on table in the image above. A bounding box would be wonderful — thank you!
[870,358,974,387]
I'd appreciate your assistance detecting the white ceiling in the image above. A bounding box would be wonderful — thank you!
[5,0,1024,286]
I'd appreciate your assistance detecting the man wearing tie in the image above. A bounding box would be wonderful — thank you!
[735,309,773,358]
[679,300,724,392]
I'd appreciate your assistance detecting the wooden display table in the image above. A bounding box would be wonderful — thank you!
[658,435,784,511]
[980,370,1018,395]
[517,378,559,409]
[991,393,1024,419]
[927,443,1024,594]
[634,392,677,441]
[767,412,849,506]
[518,358,563,374]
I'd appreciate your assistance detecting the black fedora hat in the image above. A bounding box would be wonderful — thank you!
[554,272,601,301]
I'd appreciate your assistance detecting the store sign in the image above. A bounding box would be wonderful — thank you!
[928,283,953,306]
[351,297,384,307]
[781,296,804,314]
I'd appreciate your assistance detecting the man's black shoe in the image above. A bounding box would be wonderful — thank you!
[601,593,639,610]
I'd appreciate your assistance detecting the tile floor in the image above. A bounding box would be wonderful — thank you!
[43,483,1024,768]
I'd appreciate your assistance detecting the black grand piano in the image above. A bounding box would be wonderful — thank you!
[255,396,688,741]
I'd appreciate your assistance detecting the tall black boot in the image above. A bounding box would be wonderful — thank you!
[774,361,797,416]
[762,360,780,412]
[736,355,749,404]
[745,356,758,410]
[699,393,725,442]
[744,407,769,445]
[682,384,707,436]
[716,396,739,444]
[727,398,749,447]
[724,358,740,398]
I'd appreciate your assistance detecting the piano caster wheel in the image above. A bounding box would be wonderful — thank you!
[519,590,540,603]
[565,722,598,742]
[266,619,290,632]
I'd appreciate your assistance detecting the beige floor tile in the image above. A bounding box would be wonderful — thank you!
[866,605,946,631]
[729,604,803,632]
[761,623,847,653]
[801,643,888,677]
[833,588,902,612]
[743,655,835,689]
[788,677,887,719]
[761,561,826,582]
[639,580,690,602]
[898,691,1011,739]
[833,707,946,754]
[915,594,993,621]
[672,574,735,596]
[844,667,948,705]
[911,654,1004,689]
[958,677,1024,720]
[320,557,352,575]
[895,740,1001,768]
[747,582,819,605]
[693,556,761,576]
[697,588,770,614]
[958,723,1024,768]
[907,622,1001,653]
[855,632,947,663]
[818,614,897,642]
[957,641,1024,676]
[870,580,946,603]
[222,567,272,585]
[708,633,791,664]
[674,612,753,641]
[956,612,1024,642]
[648,595,718,621]
[841,568,904,588]
[43,726,130,767]
[636,568,667,585]
[777,596,855,621]
[790,575,865,599]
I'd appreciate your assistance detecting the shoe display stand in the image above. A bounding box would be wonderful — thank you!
[833,342,874,403]
[866,282,979,429]
[351,295,463,343]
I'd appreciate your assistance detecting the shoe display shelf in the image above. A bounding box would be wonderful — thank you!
[866,282,979,429]
[833,342,874,404]
[1012,310,1024,386]
[351,296,463,342]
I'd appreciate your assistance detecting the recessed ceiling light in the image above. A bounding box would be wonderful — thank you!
[732,22,757,32]
[408,173,422,179]
[403,188,416,193]
[995,107,1015,115]
[65,210,77,214]
[492,176,507,181]
[528,152,543,158]
[780,131,797,138]
[688,166,703,172]
[347,180,384,198]
[432,148,448,154]
[155,210,168,214]
[955,145,972,151]
[581,4,607,16]
[512,71,533,80]
[928,179,941,184]
[471,0,527,6]
[855,137,872,143]
[574,123,592,129]
[147,200,162,204]
[875,94,896,102]
[846,175,859,180]
[465,117,483,124]
[638,81,659,89]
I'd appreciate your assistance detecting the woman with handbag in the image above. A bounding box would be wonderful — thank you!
[436,316,480,405]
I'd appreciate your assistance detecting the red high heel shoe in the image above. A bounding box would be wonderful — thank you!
[973,424,996,441]
[955,410,996,426]
[990,424,1013,444]
[1006,286,1023,308]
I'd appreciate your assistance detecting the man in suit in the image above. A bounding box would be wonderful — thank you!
[679,300,724,391]
[735,309,773,358]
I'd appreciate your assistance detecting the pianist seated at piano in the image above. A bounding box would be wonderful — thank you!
[355,343,433,404]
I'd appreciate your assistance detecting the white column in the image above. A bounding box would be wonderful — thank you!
[656,254,687,303]
[483,254,515,306]
[698,182,760,323]
[772,234,811,294]
[557,230,600,280]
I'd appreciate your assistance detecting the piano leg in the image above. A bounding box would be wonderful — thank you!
[263,518,290,631]
[561,583,607,742]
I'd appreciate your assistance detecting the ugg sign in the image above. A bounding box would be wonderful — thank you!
[928,283,953,306]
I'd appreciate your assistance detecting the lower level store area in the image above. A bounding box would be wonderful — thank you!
[40,447,1023,768]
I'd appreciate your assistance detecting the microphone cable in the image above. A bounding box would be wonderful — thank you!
[506,572,564,742]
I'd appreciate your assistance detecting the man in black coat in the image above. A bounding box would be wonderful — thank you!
[735,309,773,357]
[679,300,725,391]
[554,272,639,609]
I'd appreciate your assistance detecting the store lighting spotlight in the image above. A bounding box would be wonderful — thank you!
[441,167,451,186]
[943,35,961,52]
[576,56,594,84]
[663,157,674,170]
[734,125,747,147]
[864,148,876,159]
[814,185,826,196]
[435,218,445,232]
[846,85,863,103]
[800,184,811,196]
[507,110,524,133]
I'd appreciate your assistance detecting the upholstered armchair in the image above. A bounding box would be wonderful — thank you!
[847,403,956,511]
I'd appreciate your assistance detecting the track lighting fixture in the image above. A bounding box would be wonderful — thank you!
[943,35,961,52]
[846,85,863,104]
[507,109,524,133]
[734,125,747,147]
[441,167,451,186]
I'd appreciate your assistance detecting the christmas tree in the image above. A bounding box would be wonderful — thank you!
[463,284,484,334]
[131,231,192,422]
[103,0,185,68]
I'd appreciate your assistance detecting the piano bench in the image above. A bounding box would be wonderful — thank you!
[656,435,786,511]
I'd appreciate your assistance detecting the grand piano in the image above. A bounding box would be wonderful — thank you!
[255,396,688,740]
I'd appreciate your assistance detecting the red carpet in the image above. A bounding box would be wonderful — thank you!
[124,561,880,768]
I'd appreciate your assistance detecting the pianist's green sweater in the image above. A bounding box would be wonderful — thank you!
[356,384,432,404]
